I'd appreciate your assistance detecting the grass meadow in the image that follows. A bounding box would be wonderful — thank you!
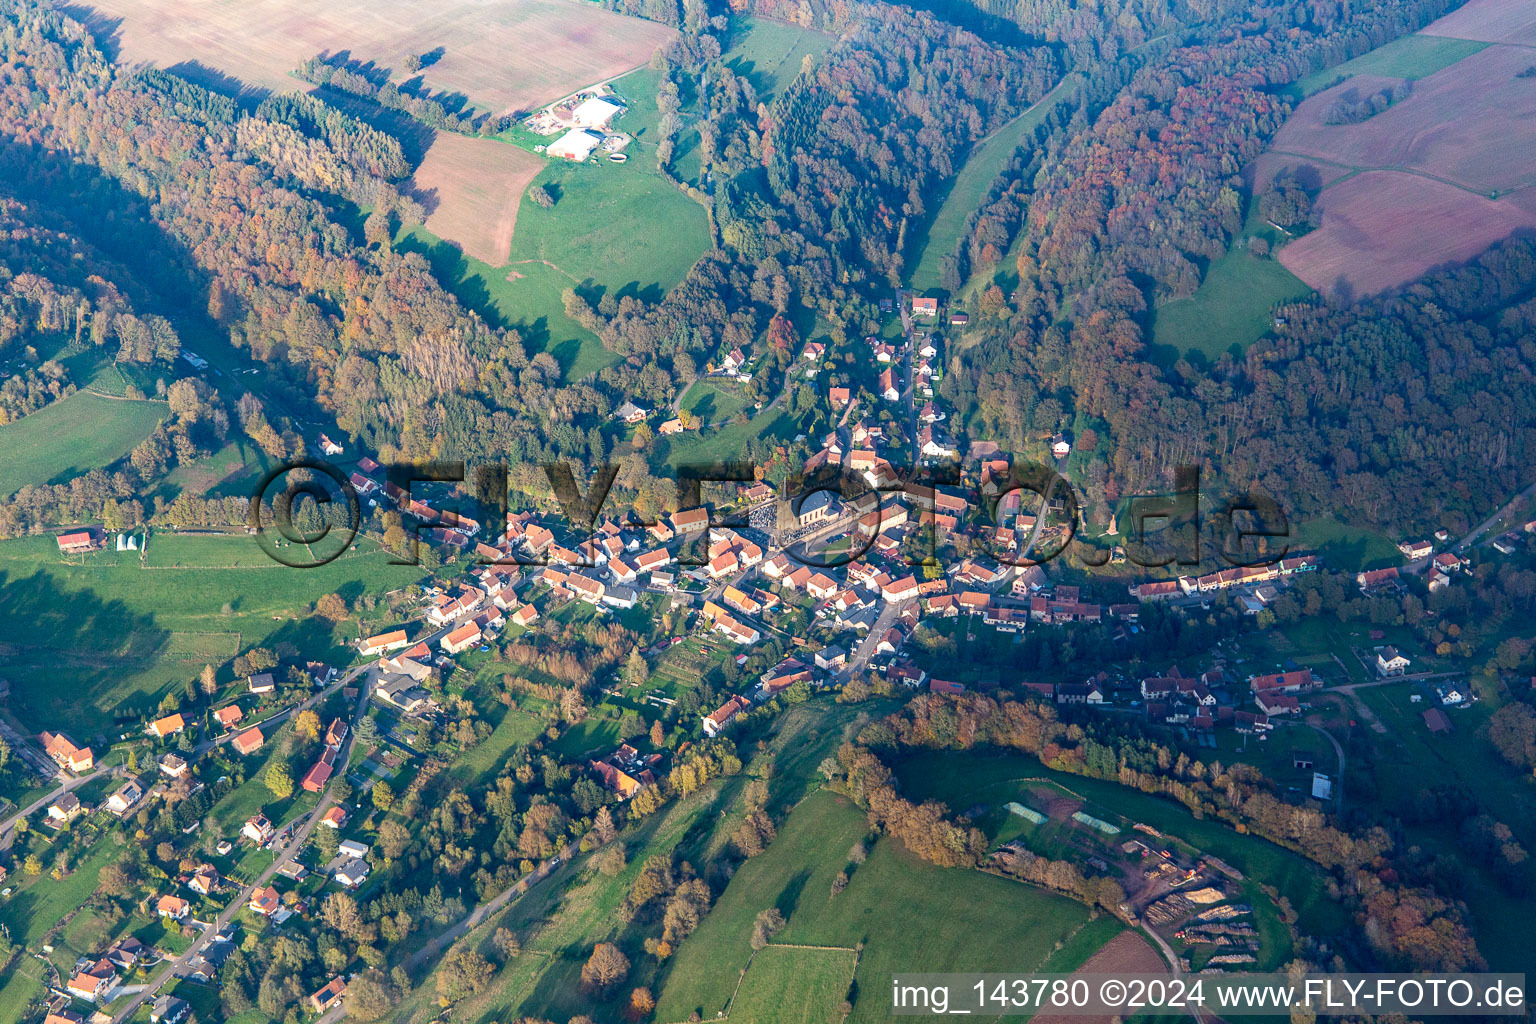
[1286,33,1489,100]
[395,226,617,381]
[507,147,710,302]
[724,18,834,101]
[0,389,168,497]
[908,73,1082,294]
[1149,248,1313,361]
[649,407,795,473]
[726,945,857,1024]
[1289,516,1402,572]
[0,532,423,735]
[656,788,1118,1024]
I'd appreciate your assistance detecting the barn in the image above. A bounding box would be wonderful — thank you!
[548,128,603,161]
[572,97,623,128]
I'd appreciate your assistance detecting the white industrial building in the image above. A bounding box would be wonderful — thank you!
[571,97,623,128]
[547,128,603,162]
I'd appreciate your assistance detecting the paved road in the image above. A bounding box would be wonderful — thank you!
[1454,478,1536,554]
[312,846,570,1024]
[843,599,903,678]
[1,657,379,852]
[0,764,114,851]
[108,664,377,1024]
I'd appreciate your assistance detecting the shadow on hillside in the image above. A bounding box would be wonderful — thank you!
[0,568,171,739]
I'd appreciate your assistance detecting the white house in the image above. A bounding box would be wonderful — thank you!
[334,858,370,889]
[242,813,275,846]
[1375,646,1411,677]
[106,780,144,817]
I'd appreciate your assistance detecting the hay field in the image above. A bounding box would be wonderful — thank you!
[1277,172,1536,297]
[1272,47,1536,195]
[414,132,544,265]
[1422,0,1536,46]
[75,0,673,115]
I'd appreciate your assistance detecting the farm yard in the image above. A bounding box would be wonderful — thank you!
[1257,2,1536,298]
[73,0,674,264]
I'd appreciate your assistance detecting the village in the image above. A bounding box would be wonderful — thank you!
[8,293,1531,1024]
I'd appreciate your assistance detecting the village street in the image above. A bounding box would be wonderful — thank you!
[107,663,377,1024]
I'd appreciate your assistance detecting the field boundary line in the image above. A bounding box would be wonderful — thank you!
[686,942,859,1024]
[1267,149,1530,199]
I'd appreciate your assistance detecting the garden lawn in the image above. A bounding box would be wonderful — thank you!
[0,960,44,1024]
[0,836,119,945]
[680,379,753,425]
[0,389,168,497]
[546,716,622,760]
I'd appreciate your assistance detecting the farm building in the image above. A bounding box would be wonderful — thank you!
[56,529,101,554]
[572,96,623,128]
[548,128,603,161]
